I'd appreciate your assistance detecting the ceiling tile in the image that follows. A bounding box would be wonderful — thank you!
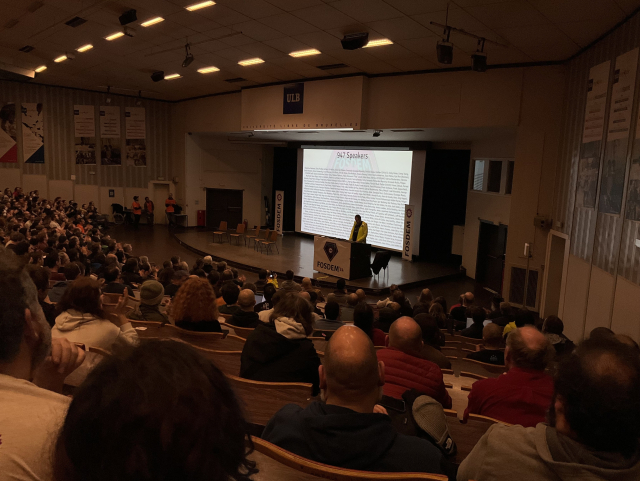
[465,1,551,29]
[528,0,625,24]
[412,6,492,33]
[330,0,404,23]
[263,36,314,53]
[382,0,450,16]
[366,16,435,40]
[215,0,283,19]
[291,4,357,29]
[232,19,287,41]
[497,24,579,60]
[238,41,287,59]
[557,19,624,47]
[360,43,415,61]
[264,0,325,11]
[613,0,640,14]
[195,4,252,25]
[292,30,343,50]
[260,12,320,36]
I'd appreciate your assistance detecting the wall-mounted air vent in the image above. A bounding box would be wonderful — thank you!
[318,63,349,70]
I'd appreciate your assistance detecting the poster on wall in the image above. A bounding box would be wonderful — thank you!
[0,102,17,163]
[100,106,121,165]
[21,103,44,164]
[576,61,611,208]
[599,48,638,214]
[125,107,146,167]
[74,105,96,165]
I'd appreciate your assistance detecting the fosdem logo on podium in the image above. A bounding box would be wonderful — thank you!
[324,242,338,262]
[406,208,413,218]
[277,193,283,201]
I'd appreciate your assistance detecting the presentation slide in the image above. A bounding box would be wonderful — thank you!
[300,148,413,251]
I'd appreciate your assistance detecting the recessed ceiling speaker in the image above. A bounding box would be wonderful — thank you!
[119,9,137,26]
[182,43,194,68]
[341,32,369,50]
[436,41,453,65]
[151,71,164,82]
[471,51,487,72]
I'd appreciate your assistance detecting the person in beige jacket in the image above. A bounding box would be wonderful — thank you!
[457,337,640,481]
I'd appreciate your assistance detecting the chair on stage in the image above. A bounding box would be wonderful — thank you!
[255,228,271,252]
[371,251,391,277]
[229,223,246,245]
[213,221,228,243]
[245,226,261,248]
[260,230,279,255]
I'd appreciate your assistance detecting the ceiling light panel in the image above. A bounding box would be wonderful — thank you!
[76,44,93,52]
[289,48,321,58]
[141,17,164,27]
[186,1,215,11]
[238,58,264,66]
[363,38,393,48]
[198,66,220,73]
[164,73,182,80]
[105,32,124,41]
[35,65,47,73]
[54,55,67,63]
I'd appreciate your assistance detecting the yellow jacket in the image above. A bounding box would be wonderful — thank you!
[350,221,368,243]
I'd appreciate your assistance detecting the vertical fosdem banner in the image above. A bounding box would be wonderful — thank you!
[403,204,414,261]
[275,190,284,235]
[0,102,17,163]
[100,106,121,165]
[125,107,146,167]
[21,103,44,164]
[74,105,96,165]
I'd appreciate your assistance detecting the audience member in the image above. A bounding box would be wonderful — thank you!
[332,278,348,304]
[450,291,474,329]
[542,315,575,359]
[52,277,138,351]
[241,293,321,394]
[26,265,57,327]
[503,307,537,337]
[355,288,366,302]
[263,326,445,474]
[243,282,257,294]
[490,301,514,327]
[353,302,386,346]
[164,269,189,297]
[458,337,640,481]
[170,277,223,332]
[341,292,359,323]
[255,269,268,292]
[219,281,241,315]
[255,283,276,313]
[48,262,81,303]
[258,290,282,324]
[414,313,451,370]
[428,302,447,328]
[616,333,640,351]
[589,326,615,342]
[102,265,134,297]
[376,284,399,308]
[280,269,302,292]
[466,323,505,365]
[127,280,168,324]
[375,305,401,333]
[376,317,452,408]
[460,306,487,339]
[413,288,433,315]
[486,296,504,320]
[392,289,413,317]
[464,327,553,426]
[433,296,447,314]
[52,340,257,481]
[314,300,344,331]
[229,289,260,328]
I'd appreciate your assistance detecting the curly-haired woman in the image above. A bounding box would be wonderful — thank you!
[170,277,223,332]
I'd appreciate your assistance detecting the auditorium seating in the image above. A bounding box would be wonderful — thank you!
[190,346,242,377]
[310,336,327,352]
[229,325,255,340]
[443,409,510,464]
[129,321,247,350]
[248,437,448,481]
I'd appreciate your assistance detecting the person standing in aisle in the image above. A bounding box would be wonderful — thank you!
[144,196,154,225]
[165,193,176,228]
[132,196,142,229]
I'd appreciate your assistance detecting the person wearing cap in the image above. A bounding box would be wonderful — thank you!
[127,280,168,324]
[262,326,444,474]
[164,270,189,298]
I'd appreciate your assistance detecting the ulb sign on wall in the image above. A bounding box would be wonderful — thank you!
[283,83,304,115]
[275,190,284,235]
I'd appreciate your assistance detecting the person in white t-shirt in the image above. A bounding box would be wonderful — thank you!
[0,250,86,481]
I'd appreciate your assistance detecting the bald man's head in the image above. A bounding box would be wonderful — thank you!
[238,289,256,311]
[301,277,312,289]
[462,292,474,306]
[388,317,424,354]
[323,326,382,398]
[355,289,366,301]
[347,293,359,307]
[299,291,311,302]
[506,326,552,371]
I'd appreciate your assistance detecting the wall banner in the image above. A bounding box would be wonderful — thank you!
[275,190,284,234]
[74,105,96,165]
[100,106,121,165]
[576,61,611,208]
[403,204,414,261]
[283,83,304,115]
[125,107,146,167]
[0,102,17,163]
[21,103,44,164]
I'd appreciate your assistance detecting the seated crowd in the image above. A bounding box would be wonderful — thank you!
[1,188,639,481]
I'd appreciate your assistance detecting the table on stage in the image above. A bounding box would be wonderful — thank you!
[313,236,372,280]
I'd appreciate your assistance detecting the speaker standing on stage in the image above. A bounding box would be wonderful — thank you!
[132,196,142,229]
[350,214,368,243]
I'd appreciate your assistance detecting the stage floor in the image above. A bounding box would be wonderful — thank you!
[174,230,462,293]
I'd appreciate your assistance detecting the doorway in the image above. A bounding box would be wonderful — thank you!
[540,231,569,318]
[475,221,508,294]
[206,188,243,230]
[152,183,170,225]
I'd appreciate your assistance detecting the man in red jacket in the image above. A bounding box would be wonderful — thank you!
[376,317,452,408]
[463,326,554,427]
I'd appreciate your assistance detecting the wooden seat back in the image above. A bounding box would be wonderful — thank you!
[230,325,255,340]
[443,409,509,464]
[130,320,177,339]
[191,346,242,377]
[172,325,227,349]
[232,223,245,235]
[268,230,278,242]
[220,313,233,323]
[216,221,227,232]
[227,375,312,427]
[249,437,448,480]
[453,358,506,378]
[309,336,327,352]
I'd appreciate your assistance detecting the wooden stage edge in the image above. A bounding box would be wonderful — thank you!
[172,228,465,295]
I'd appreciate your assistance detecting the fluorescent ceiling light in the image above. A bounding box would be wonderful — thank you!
[186,1,215,11]
[54,55,68,63]
[35,65,47,73]
[289,48,321,58]
[164,73,182,80]
[105,32,124,41]
[238,57,264,66]
[363,38,393,48]
[197,66,220,73]
[76,44,93,52]
[141,17,164,27]
[254,128,354,132]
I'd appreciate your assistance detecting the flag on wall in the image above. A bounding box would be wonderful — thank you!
[100,106,121,165]
[125,107,146,167]
[0,102,17,163]
[21,103,44,164]
[74,105,96,165]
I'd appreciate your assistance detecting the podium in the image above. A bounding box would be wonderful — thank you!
[313,236,372,280]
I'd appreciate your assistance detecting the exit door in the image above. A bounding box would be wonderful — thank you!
[206,188,243,230]
[475,222,508,294]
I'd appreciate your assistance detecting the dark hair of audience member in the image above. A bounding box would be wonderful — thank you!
[353,302,374,337]
[324,300,340,321]
[26,264,50,293]
[589,326,615,342]
[52,340,257,481]
[414,313,442,347]
[391,289,405,304]
[158,267,175,286]
[433,296,447,313]
[514,308,536,328]
[542,315,564,335]
[43,250,59,269]
[192,268,206,278]
[285,270,294,280]
[550,337,640,456]
[506,327,553,370]
[336,278,346,291]
[466,306,486,325]
[412,304,429,316]
[56,276,104,318]
[221,270,233,282]
[207,270,221,291]
[258,269,268,280]
[263,283,276,302]
[103,265,120,284]
[221,281,240,305]
[428,302,447,328]
[63,262,81,281]
[308,290,318,304]
[270,293,313,335]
